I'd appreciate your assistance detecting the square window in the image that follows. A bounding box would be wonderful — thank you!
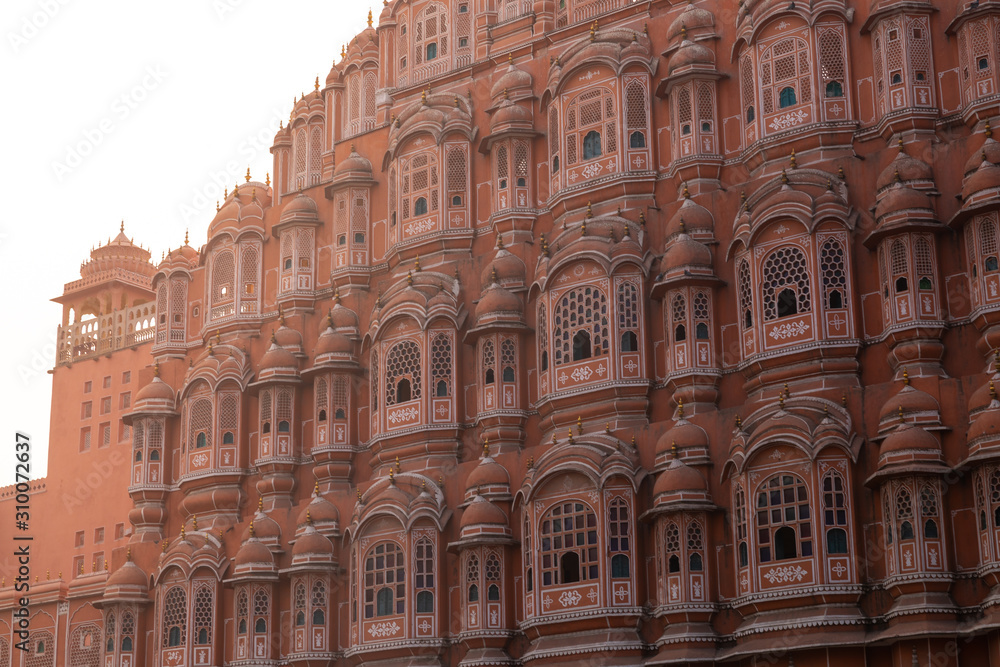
[73,556,84,577]
[84,381,92,394]
[100,397,111,415]
[94,552,105,571]
[99,423,111,448]
[81,402,92,419]
[75,531,85,548]
[94,527,104,544]
[121,371,131,384]
[80,428,91,453]
[115,523,125,540]
[119,420,131,443]
[103,376,112,389]
[120,392,131,410]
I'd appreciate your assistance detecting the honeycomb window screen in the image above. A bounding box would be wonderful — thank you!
[483,339,496,383]
[687,521,705,571]
[664,521,680,572]
[402,152,439,219]
[500,338,516,381]
[447,145,467,193]
[820,238,847,307]
[895,486,915,541]
[316,378,328,418]
[120,611,135,651]
[363,71,378,120]
[539,501,599,586]
[761,246,811,321]
[496,144,509,184]
[237,589,249,634]
[211,250,235,306]
[431,333,453,397]
[564,87,616,166]
[193,584,214,644]
[294,130,307,186]
[253,587,270,636]
[515,141,528,181]
[485,551,501,583]
[312,579,327,614]
[466,552,480,599]
[671,292,687,343]
[818,26,846,96]
[240,243,260,302]
[162,586,187,647]
[333,376,349,418]
[189,397,213,450]
[552,285,610,365]
[697,83,714,123]
[760,37,812,114]
[25,630,53,667]
[734,484,748,549]
[364,542,406,618]
[294,581,307,623]
[385,339,422,405]
[625,80,647,130]
[105,612,115,652]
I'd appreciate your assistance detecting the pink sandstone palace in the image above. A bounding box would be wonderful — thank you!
[10,0,1000,664]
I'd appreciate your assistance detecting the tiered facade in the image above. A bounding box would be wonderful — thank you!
[11,0,1000,665]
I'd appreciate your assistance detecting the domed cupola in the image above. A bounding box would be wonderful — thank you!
[490,54,533,106]
[208,181,270,240]
[968,388,1000,459]
[332,145,374,186]
[328,290,361,338]
[667,3,716,43]
[667,189,715,240]
[325,60,341,88]
[81,222,157,282]
[296,483,341,535]
[962,150,1000,207]
[654,404,710,470]
[666,37,715,77]
[290,517,336,567]
[876,141,936,197]
[474,283,524,328]
[311,318,356,368]
[464,441,512,504]
[240,498,283,551]
[458,494,511,542]
[279,191,320,225]
[232,527,278,579]
[272,309,304,356]
[257,333,300,382]
[489,95,533,135]
[480,237,527,292]
[133,366,175,413]
[652,448,713,510]
[103,548,149,603]
[876,415,944,474]
[876,371,942,438]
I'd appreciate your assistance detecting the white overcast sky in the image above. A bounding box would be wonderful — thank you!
[0,0,368,486]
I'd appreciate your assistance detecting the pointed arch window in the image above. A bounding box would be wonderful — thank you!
[608,498,631,578]
[540,501,599,586]
[414,537,435,612]
[385,340,422,405]
[756,474,812,563]
[163,586,187,648]
[553,285,609,366]
[364,542,405,618]
[822,470,849,554]
[564,87,617,167]
[762,246,811,321]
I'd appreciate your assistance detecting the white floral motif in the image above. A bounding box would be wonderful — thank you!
[763,565,808,584]
[559,589,582,606]
[768,320,810,340]
[768,110,809,131]
[570,366,594,382]
[406,218,437,235]
[581,162,604,179]
[368,621,401,638]
[191,453,209,467]
[388,407,418,424]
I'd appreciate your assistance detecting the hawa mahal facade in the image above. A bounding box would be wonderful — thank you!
[12,0,1000,664]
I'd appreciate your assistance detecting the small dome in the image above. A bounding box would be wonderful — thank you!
[329,302,359,331]
[881,422,939,454]
[325,62,341,86]
[135,376,174,403]
[491,62,533,100]
[259,342,297,371]
[315,327,353,356]
[874,184,933,219]
[476,286,523,319]
[292,525,335,558]
[274,324,303,350]
[965,137,1000,176]
[878,384,939,423]
[241,510,281,543]
[334,147,374,179]
[662,233,711,270]
[969,404,1000,443]
[283,192,319,216]
[963,162,1000,200]
[235,538,274,566]
[481,247,526,289]
[970,377,1000,414]
[877,151,933,191]
[668,4,715,40]
[466,456,510,491]
[667,197,713,237]
[460,495,508,529]
[491,99,532,130]
[106,559,148,590]
[653,457,707,496]
[667,40,715,74]
[655,418,709,458]
[297,488,341,526]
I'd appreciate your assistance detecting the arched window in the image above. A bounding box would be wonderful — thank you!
[483,339,496,385]
[189,396,212,453]
[756,474,812,563]
[981,217,999,274]
[672,293,687,342]
[485,551,501,599]
[896,487,915,541]
[693,291,711,342]
[687,522,705,571]
[385,340,422,405]
[617,280,640,351]
[193,584,213,646]
[254,618,266,633]
[414,537,435,611]
[608,498,631,578]
[430,333,452,399]
[401,152,439,221]
[664,521,680,573]
[417,590,434,611]
[734,485,749,568]
[564,87,617,167]
[890,239,909,293]
[163,586,187,648]
[820,238,847,310]
[211,250,236,310]
[920,484,939,539]
[364,542,405,618]
[823,471,850,555]
[540,501,598,586]
[311,579,327,627]
[553,285,609,366]
[762,246,811,321]
[415,197,428,215]
[825,81,843,97]
[914,237,934,291]
[621,331,638,351]
[135,450,142,462]
[759,37,812,117]
[738,260,754,330]
[466,552,480,601]
[629,131,645,148]
[237,589,248,635]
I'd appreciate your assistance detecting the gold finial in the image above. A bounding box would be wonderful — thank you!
[192,515,198,531]
[249,520,255,538]
[224,187,228,198]
[307,510,313,525]
[903,369,910,385]
[783,382,790,398]
[991,381,997,399]
[527,456,534,469]
[671,442,678,459]
[454,94,461,108]
[58,571,62,579]
[838,165,846,180]
[104,560,109,572]
[680,23,687,39]
[219,528,224,540]
[509,52,514,65]
[827,179,834,191]
[438,475,444,487]
[781,169,789,185]
[580,217,587,236]
[258,496,264,512]
[577,415,584,434]
[639,210,646,227]
[46,569,50,580]
[590,20,597,41]
[677,398,684,419]
[898,405,904,423]
[893,168,901,184]
[389,468,396,484]
[414,255,421,271]
[153,362,160,378]
[395,455,401,472]
[735,414,742,429]
[162,540,168,554]
[683,183,691,199]
[778,393,785,409]
[266,172,271,187]
[245,167,251,182]
[341,44,347,58]
[233,182,240,198]
[126,547,132,562]
[897,136,904,150]
[368,9,373,27]
[314,481,320,495]
[789,149,796,169]
[605,422,611,434]
[988,120,994,139]
[679,217,686,233]
[503,87,509,100]
[315,76,320,92]
[496,234,505,250]
[120,220,124,233]
[180,524,185,539]
[567,429,574,444]
[407,271,414,286]
[631,432,636,447]
[552,431,558,445]
[587,200,594,218]
[216,200,220,212]
[184,228,189,245]
[357,488,363,501]
[422,89,428,105]
[842,393,848,407]
[483,438,490,457]
[270,330,277,344]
